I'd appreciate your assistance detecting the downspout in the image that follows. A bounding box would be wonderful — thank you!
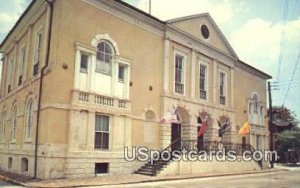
[34,0,53,179]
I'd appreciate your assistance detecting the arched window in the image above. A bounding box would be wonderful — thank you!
[96,41,114,74]
[145,110,155,121]
[25,99,34,141]
[21,157,28,172]
[252,93,259,114]
[10,106,17,141]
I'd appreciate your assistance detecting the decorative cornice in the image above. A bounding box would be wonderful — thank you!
[84,0,165,36]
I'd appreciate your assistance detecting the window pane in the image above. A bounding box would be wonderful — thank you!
[101,116,109,131]
[104,54,112,63]
[97,43,105,52]
[200,78,205,90]
[80,54,88,70]
[102,133,109,149]
[95,132,101,149]
[200,65,206,78]
[118,65,125,81]
[175,70,182,83]
[95,115,101,131]
[104,43,112,55]
[97,51,104,61]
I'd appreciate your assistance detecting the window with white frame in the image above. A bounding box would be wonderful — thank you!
[7,59,13,93]
[94,115,109,149]
[219,71,226,105]
[33,32,42,76]
[96,41,113,74]
[10,106,17,142]
[175,54,184,94]
[18,47,25,85]
[199,64,208,100]
[25,99,33,141]
[260,106,264,124]
[1,112,6,142]
[118,64,125,83]
[80,53,89,73]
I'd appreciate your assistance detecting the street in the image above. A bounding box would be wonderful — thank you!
[0,180,19,187]
[99,167,300,188]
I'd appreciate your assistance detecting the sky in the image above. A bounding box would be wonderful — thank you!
[0,0,299,121]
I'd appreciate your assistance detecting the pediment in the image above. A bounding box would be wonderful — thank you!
[167,13,238,58]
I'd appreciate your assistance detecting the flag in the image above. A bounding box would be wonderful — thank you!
[160,113,178,125]
[239,121,250,136]
[218,119,231,137]
[197,116,208,137]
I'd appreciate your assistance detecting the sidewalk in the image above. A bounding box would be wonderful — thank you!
[0,168,288,188]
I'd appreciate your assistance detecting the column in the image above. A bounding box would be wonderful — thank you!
[190,50,196,99]
[0,57,6,97]
[213,59,218,104]
[88,54,96,91]
[230,68,234,108]
[163,38,170,93]
[126,65,131,99]
[73,49,80,89]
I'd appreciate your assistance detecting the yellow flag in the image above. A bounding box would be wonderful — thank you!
[239,121,250,136]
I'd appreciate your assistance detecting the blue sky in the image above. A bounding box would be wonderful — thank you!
[0,0,299,121]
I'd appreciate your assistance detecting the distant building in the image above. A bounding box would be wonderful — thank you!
[0,0,271,179]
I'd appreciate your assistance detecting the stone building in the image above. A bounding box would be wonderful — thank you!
[0,0,271,179]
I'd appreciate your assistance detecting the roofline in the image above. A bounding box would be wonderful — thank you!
[113,0,165,24]
[0,0,273,81]
[166,13,209,23]
[0,0,36,51]
[238,60,272,79]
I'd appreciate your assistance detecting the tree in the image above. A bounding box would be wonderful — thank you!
[276,130,300,163]
[272,106,299,130]
[273,106,299,162]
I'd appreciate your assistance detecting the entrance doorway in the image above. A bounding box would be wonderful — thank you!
[171,123,181,151]
[197,117,204,150]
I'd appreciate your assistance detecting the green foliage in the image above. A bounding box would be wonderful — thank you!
[273,106,299,129]
[277,130,300,150]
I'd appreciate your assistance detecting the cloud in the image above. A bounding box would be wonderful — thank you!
[230,17,300,75]
[0,0,29,42]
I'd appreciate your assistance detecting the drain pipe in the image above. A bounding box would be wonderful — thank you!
[34,0,53,179]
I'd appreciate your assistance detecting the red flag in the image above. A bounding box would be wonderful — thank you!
[197,120,207,137]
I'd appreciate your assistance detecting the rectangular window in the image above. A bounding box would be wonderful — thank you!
[80,53,88,73]
[220,72,226,105]
[118,65,125,83]
[7,60,13,93]
[175,54,184,94]
[95,115,109,149]
[8,157,12,169]
[33,32,42,76]
[1,113,5,142]
[18,48,25,85]
[199,64,207,100]
[95,163,109,174]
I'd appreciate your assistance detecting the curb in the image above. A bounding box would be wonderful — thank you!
[24,168,288,188]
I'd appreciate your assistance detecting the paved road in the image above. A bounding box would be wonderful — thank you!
[0,180,20,187]
[99,167,300,188]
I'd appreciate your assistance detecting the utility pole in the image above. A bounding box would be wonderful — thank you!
[268,81,274,168]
